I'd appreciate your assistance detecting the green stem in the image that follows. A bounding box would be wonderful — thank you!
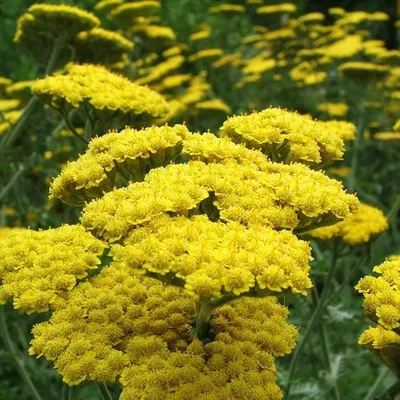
[0,166,25,201]
[363,367,388,400]
[323,254,367,308]
[0,40,64,154]
[0,307,43,400]
[387,195,400,224]
[285,243,340,399]
[375,380,400,400]
[97,383,113,400]
[62,112,88,145]
[0,96,41,153]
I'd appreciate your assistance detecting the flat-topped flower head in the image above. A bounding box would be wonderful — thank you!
[257,3,297,15]
[309,203,388,245]
[111,214,312,299]
[142,25,176,49]
[317,103,349,118]
[209,4,246,14]
[220,108,346,166]
[50,124,190,206]
[14,4,100,65]
[33,64,168,131]
[339,62,389,83]
[357,258,400,374]
[74,28,134,66]
[81,161,359,242]
[110,1,161,27]
[121,296,297,399]
[356,258,400,330]
[95,0,123,14]
[30,263,297,397]
[0,225,106,314]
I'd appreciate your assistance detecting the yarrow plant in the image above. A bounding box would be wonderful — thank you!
[0,1,399,400]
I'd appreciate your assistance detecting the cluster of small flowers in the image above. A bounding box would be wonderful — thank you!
[0,225,106,314]
[33,64,168,119]
[356,258,400,375]
[310,203,388,245]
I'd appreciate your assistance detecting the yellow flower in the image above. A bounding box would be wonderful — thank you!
[74,28,133,66]
[339,62,389,83]
[81,160,358,242]
[374,132,400,141]
[317,102,349,118]
[31,263,297,396]
[0,225,106,314]
[208,4,246,14]
[357,258,400,374]
[220,108,346,165]
[189,48,224,62]
[257,3,297,15]
[111,214,312,299]
[309,203,388,245]
[110,1,161,26]
[33,64,168,123]
[195,99,231,115]
[14,4,100,64]
[189,29,211,41]
[94,0,123,13]
[0,99,21,112]
[50,124,190,206]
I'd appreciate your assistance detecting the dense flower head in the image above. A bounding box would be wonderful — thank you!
[189,49,224,63]
[374,132,400,141]
[50,124,190,206]
[111,214,313,299]
[33,64,168,120]
[356,259,400,330]
[74,28,134,66]
[182,132,269,168]
[30,263,297,397]
[136,56,185,85]
[339,62,389,82]
[356,259,400,374]
[317,102,349,118]
[110,1,161,26]
[29,265,195,385]
[257,3,297,15]
[220,108,346,166]
[209,4,246,14]
[319,120,356,142]
[14,4,99,64]
[81,161,359,242]
[95,0,123,14]
[309,203,388,245]
[0,225,106,314]
[0,99,21,112]
[121,296,297,399]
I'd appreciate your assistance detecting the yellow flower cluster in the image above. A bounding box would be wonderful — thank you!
[356,259,400,374]
[339,61,389,82]
[81,161,358,242]
[209,4,246,14]
[121,297,297,399]
[110,1,161,26]
[14,4,100,63]
[181,132,269,168]
[31,261,296,397]
[136,55,185,85]
[74,28,133,66]
[317,102,349,118]
[0,225,106,314]
[50,124,190,206]
[220,108,348,165]
[309,203,388,245]
[111,214,312,299]
[257,3,297,15]
[319,120,356,142]
[33,64,168,119]
[195,99,231,115]
[189,49,224,63]
[374,132,400,141]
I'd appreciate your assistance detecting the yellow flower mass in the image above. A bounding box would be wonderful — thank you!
[0,225,106,314]
[309,203,388,245]
[81,160,358,242]
[111,214,313,299]
[30,264,297,398]
[220,108,348,165]
[33,64,168,119]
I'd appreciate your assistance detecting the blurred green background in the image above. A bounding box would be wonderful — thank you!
[0,0,398,79]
